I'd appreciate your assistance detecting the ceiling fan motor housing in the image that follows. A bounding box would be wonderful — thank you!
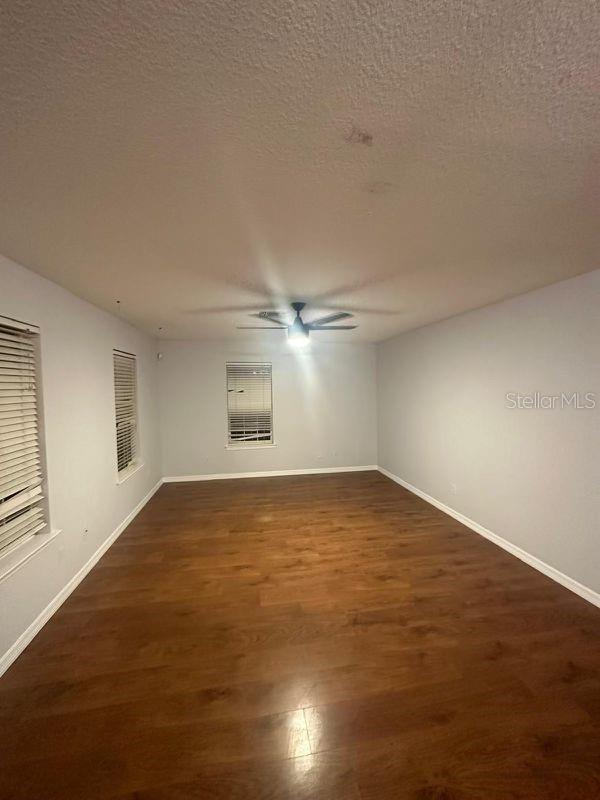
[289,314,309,338]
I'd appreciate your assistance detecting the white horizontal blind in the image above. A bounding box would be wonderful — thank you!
[113,350,138,474]
[0,318,46,554]
[226,363,273,444]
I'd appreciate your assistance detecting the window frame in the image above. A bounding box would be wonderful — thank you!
[225,362,275,449]
[0,314,50,561]
[113,349,141,482]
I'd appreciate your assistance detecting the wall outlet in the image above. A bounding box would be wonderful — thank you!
[450,482,457,494]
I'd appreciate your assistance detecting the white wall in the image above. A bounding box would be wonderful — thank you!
[158,340,377,477]
[378,270,600,596]
[0,254,162,665]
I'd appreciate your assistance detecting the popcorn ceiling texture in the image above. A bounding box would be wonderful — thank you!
[0,0,598,340]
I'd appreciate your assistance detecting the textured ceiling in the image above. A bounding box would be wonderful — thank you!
[0,1,598,341]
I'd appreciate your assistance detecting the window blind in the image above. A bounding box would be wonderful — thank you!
[113,350,138,474]
[0,317,46,555]
[226,363,273,444]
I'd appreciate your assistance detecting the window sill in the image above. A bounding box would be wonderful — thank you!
[225,443,277,450]
[116,462,144,484]
[0,528,62,584]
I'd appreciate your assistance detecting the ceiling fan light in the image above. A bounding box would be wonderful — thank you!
[288,329,310,347]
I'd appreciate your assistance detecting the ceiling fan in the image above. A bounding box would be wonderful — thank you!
[237,301,357,346]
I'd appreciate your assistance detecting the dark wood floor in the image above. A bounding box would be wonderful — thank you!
[1,472,599,799]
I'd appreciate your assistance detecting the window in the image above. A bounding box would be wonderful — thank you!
[113,350,139,476]
[226,363,273,445]
[0,316,47,556]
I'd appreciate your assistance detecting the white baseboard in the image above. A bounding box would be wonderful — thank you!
[0,478,163,677]
[162,465,378,483]
[378,466,600,609]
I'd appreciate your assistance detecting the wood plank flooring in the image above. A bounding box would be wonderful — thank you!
[1,471,599,799]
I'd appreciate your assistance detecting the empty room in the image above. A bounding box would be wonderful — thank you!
[0,2,599,798]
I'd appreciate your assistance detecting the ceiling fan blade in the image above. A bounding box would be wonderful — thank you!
[308,325,358,330]
[249,310,289,317]
[315,305,401,315]
[308,311,354,326]
[250,312,290,324]
[236,326,287,330]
